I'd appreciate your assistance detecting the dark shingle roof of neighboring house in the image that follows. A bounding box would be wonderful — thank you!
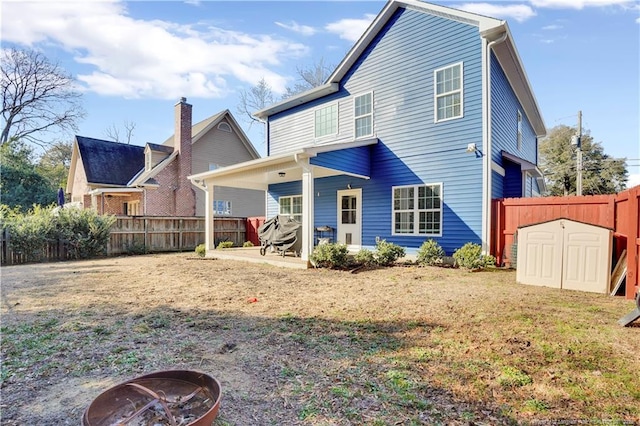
[76,136,145,186]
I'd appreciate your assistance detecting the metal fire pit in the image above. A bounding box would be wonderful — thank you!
[82,370,221,426]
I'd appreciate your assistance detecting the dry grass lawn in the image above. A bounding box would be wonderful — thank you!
[1,252,639,425]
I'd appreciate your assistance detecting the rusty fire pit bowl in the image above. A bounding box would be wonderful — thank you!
[82,369,221,426]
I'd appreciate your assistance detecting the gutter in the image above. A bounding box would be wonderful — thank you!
[481,30,508,255]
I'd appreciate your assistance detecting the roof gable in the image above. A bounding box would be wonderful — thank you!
[253,0,545,135]
[75,136,145,186]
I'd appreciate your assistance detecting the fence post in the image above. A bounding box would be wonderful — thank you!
[626,187,639,300]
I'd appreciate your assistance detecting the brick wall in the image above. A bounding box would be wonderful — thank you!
[174,97,196,216]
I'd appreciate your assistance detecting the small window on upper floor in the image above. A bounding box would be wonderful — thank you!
[517,110,523,150]
[434,62,463,122]
[354,92,373,138]
[209,163,219,171]
[217,122,232,132]
[314,103,338,138]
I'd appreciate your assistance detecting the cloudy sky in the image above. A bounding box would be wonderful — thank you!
[2,0,639,185]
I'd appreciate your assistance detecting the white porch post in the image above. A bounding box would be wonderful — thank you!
[205,183,215,251]
[301,164,315,261]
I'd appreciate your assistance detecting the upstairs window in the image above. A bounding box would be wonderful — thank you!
[392,183,442,236]
[434,62,463,122]
[217,122,232,132]
[354,92,373,138]
[315,104,338,138]
[279,195,302,222]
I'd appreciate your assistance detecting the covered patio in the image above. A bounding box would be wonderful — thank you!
[189,139,377,264]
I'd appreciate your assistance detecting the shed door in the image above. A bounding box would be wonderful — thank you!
[516,221,563,288]
[562,220,611,293]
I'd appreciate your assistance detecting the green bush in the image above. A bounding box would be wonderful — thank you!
[453,242,496,270]
[243,241,254,247]
[416,239,445,266]
[354,248,376,266]
[1,204,115,261]
[195,243,206,257]
[374,239,405,266]
[217,241,234,249]
[310,243,349,269]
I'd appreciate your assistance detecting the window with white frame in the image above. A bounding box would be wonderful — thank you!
[213,200,231,215]
[279,195,302,222]
[124,200,140,216]
[209,163,219,171]
[434,62,463,122]
[354,92,373,138]
[217,122,232,132]
[517,110,522,150]
[314,104,338,138]
[392,183,442,235]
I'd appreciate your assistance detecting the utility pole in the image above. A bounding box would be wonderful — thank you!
[574,110,583,196]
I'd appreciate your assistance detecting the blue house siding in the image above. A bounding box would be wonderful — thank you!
[490,53,537,165]
[265,7,486,254]
[310,146,371,178]
[492,169,504,199]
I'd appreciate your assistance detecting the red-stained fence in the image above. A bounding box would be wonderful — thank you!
[246,217,266,246]
[492,186,640,300]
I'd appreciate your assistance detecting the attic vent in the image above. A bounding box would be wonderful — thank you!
[217,122,232,132]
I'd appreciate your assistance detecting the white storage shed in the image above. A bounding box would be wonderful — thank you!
[516,218,613,294]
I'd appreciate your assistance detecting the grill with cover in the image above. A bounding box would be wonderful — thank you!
[258,215,302,257]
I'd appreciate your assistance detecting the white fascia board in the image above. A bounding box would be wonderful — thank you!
[88,187,143,195]
[253,83,339,120]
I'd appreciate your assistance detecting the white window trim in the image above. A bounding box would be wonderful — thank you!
[353,91,374,139]
[213,200,232,216]
[391,183,443,237]
[278,195,303,222]
[517,110,523,150]
[217,122,232,132]
[314,102,339,140]
[434,62,464,123]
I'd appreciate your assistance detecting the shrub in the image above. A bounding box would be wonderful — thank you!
[217,241,234,249]
[55,207,116,259]
[195,243,206,257]
[354,248,376,266]
[453,242,496,270]
[374,239,405,266]
[310,243,349,269]
[416,239,445,266]
[243,241,254,247]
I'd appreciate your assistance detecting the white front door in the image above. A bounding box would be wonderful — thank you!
[337,189,362,249]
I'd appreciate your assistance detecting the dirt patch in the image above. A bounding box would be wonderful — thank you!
[1,253,638,425]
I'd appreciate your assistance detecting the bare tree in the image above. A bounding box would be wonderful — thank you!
[104,120,136,144]
[1,48,85,146]
[236,77,275,130]
[283,58,334,99]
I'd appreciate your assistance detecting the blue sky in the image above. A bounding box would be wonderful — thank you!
[2,0,639,185]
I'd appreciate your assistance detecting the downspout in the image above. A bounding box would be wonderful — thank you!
[482,30,508,255]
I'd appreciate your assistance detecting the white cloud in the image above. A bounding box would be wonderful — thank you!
[325,14,377,43]
[0,1,307,99]
[275,21,316,36]
[636,17,640,24]
[456,3,537,22]
[542,24,563,29]
[530,0,634,9]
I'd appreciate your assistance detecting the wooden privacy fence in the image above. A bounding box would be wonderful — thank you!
[492,185,640,300]
[2,216,265,265]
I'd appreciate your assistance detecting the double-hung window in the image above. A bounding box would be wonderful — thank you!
[279,195,302,223]
[213,200,232,215]
[354,92,373,138]
[392,183,442,236]
[314,104,338,138]
[434,62,463,122]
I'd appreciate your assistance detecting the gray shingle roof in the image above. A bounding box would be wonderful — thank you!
[76,136,145,185]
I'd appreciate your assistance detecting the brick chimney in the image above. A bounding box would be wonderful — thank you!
[174,97,196,216]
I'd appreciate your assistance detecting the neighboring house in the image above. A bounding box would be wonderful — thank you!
[67,99,264,217]
[189,0,546,262]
